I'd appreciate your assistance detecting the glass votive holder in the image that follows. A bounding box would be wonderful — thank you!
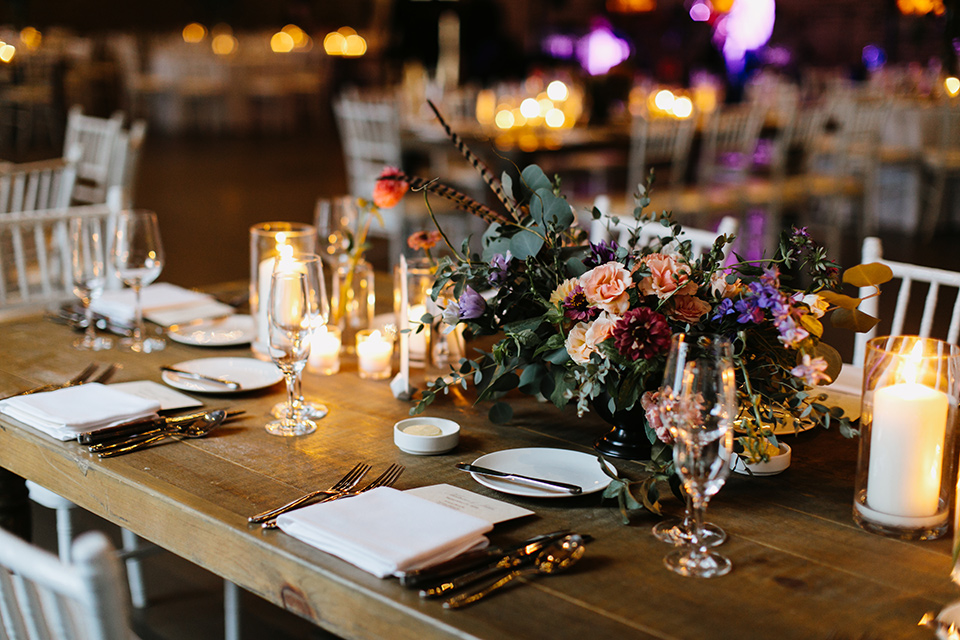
[394,257,434,368]
[307,325,341,375]
[853,335,960,540]
[356,328,394,380]
[332,258,375,353]
[249,222,316,359]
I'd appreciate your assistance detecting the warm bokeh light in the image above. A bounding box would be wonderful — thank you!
[545,108,566,128]
[495,109,515,129]
[946,76,960,97]
[324,28,366,57]
[19,27,41,50]
[607,0,656,12]
[713,0,735,11]
[672,96,694,118]
[654,89,676,111]
[475,90,496,125]
[182,23,207,43]
[211,33,237,56]
[0,44,16,63]
[282,24,308,48]
[546,80,568,101]
[271,31,295,53]
[520,98,540,119]
[898,0,945,15]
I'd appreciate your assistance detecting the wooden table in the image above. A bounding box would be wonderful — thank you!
[0,314,956,640]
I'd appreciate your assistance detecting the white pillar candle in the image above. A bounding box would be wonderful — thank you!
[867,381,948,518]
[308,325,341,375]
[357,329,393,379]
[407,303,428,363]
[257,241,300,347]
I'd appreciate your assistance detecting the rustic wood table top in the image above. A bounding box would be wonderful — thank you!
[0,312,955,640]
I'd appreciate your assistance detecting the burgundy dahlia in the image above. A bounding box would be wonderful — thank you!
[613,308,672,361]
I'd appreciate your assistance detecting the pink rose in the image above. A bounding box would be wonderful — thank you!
[638,253,696,300]
[641,390,674,445]
[668,295,712,323]
[580,261,631,315]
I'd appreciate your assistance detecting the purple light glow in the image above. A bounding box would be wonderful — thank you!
[577,25,630,76]
[689,1,711,21]
[544,34,576,59]
[718,0,775,73]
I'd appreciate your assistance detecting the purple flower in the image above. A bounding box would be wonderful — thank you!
[734,299,765,324]
[458,286,486,320]
[563,285,599,322]
[488,251,512,287]
[584,240,619,268]
[712,297,734,321]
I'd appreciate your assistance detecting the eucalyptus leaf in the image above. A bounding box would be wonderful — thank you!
[566,256,588,277]
[488,402,513,424]
[501,171,514,202]
[543,347,571,365]
[509,229,545,260]
[520,165,552,193]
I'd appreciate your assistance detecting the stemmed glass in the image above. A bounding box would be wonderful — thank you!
[266,254,329,436]
[111,210,165,353]
[658,333,736,578]
[69,216,113,351]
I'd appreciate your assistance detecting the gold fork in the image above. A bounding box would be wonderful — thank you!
[249,462,372,523]
[261,463,405,529]
[0,363,100,400]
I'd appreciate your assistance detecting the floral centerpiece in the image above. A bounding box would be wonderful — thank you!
[378,102,887,484]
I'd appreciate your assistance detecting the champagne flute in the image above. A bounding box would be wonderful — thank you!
[111,210,165,353]
[69,216,113,351]
[266,254,328,436]
[659,333,736,578]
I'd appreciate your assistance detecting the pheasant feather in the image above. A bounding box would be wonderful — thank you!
[426,99,518,220]
[380,171,511,225]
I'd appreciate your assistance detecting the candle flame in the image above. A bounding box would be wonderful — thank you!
[919,612,934,626]
[900,340,925,384]
[369,329,383,341]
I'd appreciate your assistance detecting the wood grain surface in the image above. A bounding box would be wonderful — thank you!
[0,313,955,640]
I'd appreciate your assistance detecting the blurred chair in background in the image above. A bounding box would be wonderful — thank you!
[63,105,124,205]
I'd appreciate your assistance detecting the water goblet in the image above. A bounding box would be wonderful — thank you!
[111,210,165,353]
[69,216,113,351]
[659,333,736,578]
[266,254,328,436]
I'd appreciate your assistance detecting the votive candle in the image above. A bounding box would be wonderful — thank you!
[308,325,341,375]
[356,329,393,380]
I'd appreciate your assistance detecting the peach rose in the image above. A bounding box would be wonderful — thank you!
[584,312,618,348]
[667,295,712,323]
[709,270,741,298]
[580,262,631,315]
[638,253,696,300]
[565,322,592,364]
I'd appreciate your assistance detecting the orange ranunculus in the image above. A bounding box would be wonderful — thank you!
[407,230,442,251]
[580,261,631,315]
[373,166,409,209]
[638,253,696,300]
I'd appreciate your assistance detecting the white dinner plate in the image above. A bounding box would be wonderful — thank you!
[467,447,614,498]
[161,357,283,394]
[167,315,255,347]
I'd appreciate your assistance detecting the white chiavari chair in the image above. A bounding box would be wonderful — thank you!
[63,106,125,205]
[624,114,697,214]
[0,527,136,640]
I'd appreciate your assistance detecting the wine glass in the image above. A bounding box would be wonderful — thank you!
[69,216,113,351]
[658,333,736,578]
[266,254,329,436]
[111,210,165,353]
[314,196,358,267]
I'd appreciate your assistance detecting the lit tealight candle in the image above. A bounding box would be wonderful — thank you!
[257,237,301,349]
[308,325,341,375]
[356,329,393,380]
[866,342,949,521]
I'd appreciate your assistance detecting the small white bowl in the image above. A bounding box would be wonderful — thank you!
[731,443,792,476]
[394,417,460,455]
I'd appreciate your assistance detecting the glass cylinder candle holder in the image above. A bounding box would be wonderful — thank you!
[331,258,375,353]
[394,257,435,368]
[249,222,316,359]
[307,325,341,375]
[853,336,960,540]
[356,328,394,380]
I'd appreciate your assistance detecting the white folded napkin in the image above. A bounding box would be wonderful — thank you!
[0,383,161,441]
[277,487,492,578]
[91,283,235,327]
